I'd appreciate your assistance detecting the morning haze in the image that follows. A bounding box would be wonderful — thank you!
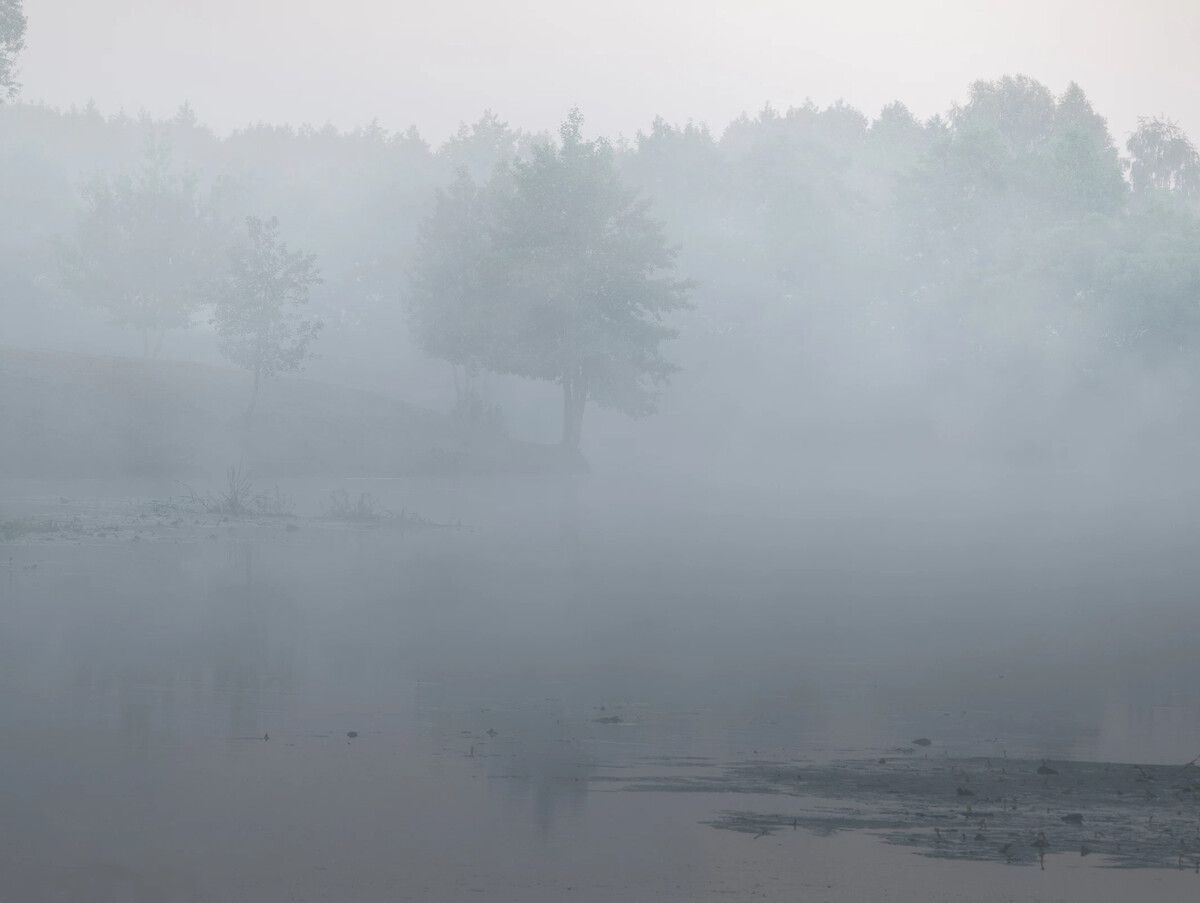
[18,0,1200,143]
[3,1,1200,900]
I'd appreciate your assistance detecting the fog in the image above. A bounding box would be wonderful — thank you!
[4,3,1200,900]
[18,0,1200,144]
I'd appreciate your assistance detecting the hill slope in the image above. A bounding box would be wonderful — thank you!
[0,349,577,479]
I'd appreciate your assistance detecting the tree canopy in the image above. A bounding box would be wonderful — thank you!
[406,167,502,420]
[408,111,691,448]
[210,216,323,417]
[57,139,225,357]
[0,0,26,100]
[7,75,1200,456]
[1127,116,1200,202]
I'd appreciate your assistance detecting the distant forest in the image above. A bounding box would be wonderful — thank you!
[3,76,1199,454]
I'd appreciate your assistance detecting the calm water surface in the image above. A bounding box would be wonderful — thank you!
[3,471,1199,900]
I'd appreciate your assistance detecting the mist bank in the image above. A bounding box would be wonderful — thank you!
[3,76,1200,479]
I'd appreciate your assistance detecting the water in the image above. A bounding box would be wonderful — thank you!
[3,471,1200,899]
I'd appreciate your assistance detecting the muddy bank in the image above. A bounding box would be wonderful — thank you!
[616,752,1200,869]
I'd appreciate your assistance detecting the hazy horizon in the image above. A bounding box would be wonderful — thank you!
[17,0,1200,143]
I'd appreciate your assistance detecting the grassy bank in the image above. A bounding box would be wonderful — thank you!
[0,348,582,479]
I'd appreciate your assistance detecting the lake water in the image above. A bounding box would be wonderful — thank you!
[3,469,1199,900]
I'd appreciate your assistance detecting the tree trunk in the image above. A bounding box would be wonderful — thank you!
[453,363,486,423]
[142,326,167,359]
[464,364,476,420]
[561,378,571,446]
[560,365,588,449]
[246,365,261,421]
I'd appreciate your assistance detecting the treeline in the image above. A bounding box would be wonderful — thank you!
[2,76,1200,452]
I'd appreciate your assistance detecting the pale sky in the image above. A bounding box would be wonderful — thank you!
[15,0,1200,145]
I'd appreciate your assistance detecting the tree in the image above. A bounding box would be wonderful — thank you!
[951,75,1057,154]
[406,167,505,421]
[407,111,690,449]
[495,110,691,448]
[0,0,26,101]
[1127,116,1200,201]
[1095,205,1200,356]
[211,216,323,418]
[58,139,223,357]
[439,110,522,183]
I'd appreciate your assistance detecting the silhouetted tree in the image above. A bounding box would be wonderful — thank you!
[409,111,690,448]
[210,216,323,418]
[495,110,691,448]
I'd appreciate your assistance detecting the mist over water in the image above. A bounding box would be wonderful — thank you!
[5,462,1200,898]
[5,2,1200,898]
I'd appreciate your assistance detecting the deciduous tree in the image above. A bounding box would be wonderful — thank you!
[1127,116,1200,201]
[409,111,690,449]
[406,167,505,421]
[495,110,691,448]
[0,0,26,100]
[58,139,223,357]
[210,216,323,418]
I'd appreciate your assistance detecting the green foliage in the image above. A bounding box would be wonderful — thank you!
[10,74,1200,452]
[1096,207,1200,354]
[0,0,25,100]
[498,111,691,431]
[952,75,1057,154]
[209,216,323,415]
[439,110,522,182]
[1048,126,1127,216]
[887,78,1134,365]
[407,168,501,379]
[409,110,691,447]
[1127,116,1200,202]
[57,138,226,356]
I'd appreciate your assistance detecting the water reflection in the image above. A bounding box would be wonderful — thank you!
[4,474,1200,899]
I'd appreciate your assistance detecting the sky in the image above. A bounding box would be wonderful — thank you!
[15,0,1200,145]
